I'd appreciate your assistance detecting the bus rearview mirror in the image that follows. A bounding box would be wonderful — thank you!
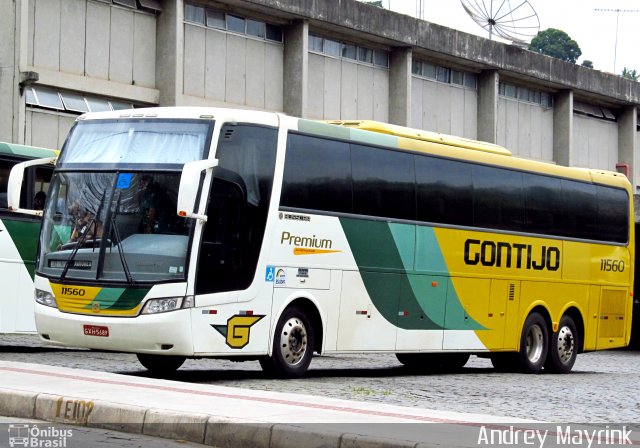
[7,156,57,216]
[177,158,219,221]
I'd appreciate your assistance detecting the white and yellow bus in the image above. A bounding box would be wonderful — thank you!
[0,141,56,333]
[9,107,633,375]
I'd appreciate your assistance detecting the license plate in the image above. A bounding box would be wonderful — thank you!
[83,325,109,337]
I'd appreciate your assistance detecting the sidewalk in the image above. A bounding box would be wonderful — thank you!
[0,360,544,448]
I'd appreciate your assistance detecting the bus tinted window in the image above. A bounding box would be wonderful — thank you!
[560,180,598,240]
[415,156,473,226]
[280,132,628,244]
[351,145,415,220]
[282,134,352,213]
[473,166,524,231]
[597,186,629,243]
[523,173,562,236]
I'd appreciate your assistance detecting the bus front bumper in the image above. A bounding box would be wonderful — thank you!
[34,303,194,356]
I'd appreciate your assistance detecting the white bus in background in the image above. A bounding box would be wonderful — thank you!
[0,142,56,333]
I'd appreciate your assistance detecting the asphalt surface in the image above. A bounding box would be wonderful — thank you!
[1,334,638,423]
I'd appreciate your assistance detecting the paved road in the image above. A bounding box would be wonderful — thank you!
[1,335,638,423]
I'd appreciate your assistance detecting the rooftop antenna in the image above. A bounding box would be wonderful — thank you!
[460,0,540,44]
[594,8,640,74]
[416,0,424,20]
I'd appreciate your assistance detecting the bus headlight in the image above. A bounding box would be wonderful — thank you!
[142,296,194,314]
[35,289,58,308]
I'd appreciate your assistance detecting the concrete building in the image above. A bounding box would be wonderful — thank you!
[1,0,639,191]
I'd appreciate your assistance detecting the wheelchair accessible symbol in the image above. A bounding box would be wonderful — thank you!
[265,266,275,282]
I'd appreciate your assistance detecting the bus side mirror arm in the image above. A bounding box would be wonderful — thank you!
[177,158,219,222]
[7,156,57,216]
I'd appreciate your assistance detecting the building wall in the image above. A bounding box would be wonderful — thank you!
[0,0,638,194]
[182,24,283,110]
[573,115,618,171]
[411,77,477,139]
[497,98,554,162]
[306,53,388,121]
[25,110,75,149]
[28,0,156,88]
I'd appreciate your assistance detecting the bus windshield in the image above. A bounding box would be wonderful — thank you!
[36,118,214,284]
[58,119,212,169]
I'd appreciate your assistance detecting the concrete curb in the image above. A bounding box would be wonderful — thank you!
[0,388,439,448]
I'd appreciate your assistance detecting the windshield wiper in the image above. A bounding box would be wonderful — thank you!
[109,191,135,287]
[60,191,107,282]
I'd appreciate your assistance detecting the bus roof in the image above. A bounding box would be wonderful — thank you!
[325,120,512,156]
[0,141,58,159]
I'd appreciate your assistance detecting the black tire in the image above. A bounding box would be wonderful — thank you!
[137,354,186,374]
[396,353,469,372]
[517,312,548,373]
[259,306,314,378]
[544,315,578,373]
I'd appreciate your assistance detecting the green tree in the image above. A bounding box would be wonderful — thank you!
[528,28,582,63]
[621,67,639,81]
[581,60,594,69]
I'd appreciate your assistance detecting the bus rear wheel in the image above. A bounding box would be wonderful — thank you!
[517,312,548,373]
[259,306,314,378]
[544,315,578,373]
[136,354,186,374]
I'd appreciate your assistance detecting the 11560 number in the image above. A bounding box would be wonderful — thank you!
[600,259,625,272]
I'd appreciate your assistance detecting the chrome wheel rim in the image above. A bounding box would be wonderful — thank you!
[279,317,308,366]
[526,324,544,364]
[556,325,575,365]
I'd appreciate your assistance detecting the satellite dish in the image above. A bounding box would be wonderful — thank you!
[460,0,540,44]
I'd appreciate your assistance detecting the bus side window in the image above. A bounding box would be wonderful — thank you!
[196,174,247,294]
[0,159,12,209]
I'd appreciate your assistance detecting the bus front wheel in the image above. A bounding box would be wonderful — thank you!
[544,315,578,373]
[517,312,548,374]
[136,353,186,374]
[259,306,314,378]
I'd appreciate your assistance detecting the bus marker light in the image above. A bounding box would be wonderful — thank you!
[240,310,254,316]
[431,281,438,287]
[178,211,187,217]
[201,310,217,314]
[398,311,409,317]
[356,310,368,315]
[553,322,558,332]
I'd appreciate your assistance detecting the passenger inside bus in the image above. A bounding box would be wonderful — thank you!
[34,191,46,210]
[138,175,173,234]
[68,202,103,243]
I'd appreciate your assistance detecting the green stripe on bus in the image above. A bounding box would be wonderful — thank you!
[0,142,56,158]
[339,217,484,330]
[104,287,149,310]
[2,219,40,278]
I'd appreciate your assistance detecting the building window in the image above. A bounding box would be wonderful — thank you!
[499,82,553,108]
[358,47,373,64]
[25,86,136,114]
[206,10,225,29]
[184,3,283,43]
[308,34,389,68]
[412,60,477,89]
[185,4,205,25]
[574,100,616,121]
[95,0,161,13]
